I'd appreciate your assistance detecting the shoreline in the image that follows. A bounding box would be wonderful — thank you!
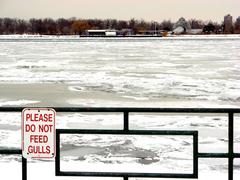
[0,34,240,40]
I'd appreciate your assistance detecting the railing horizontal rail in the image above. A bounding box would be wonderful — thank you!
[0,107,240,113]
[198,153,240,158]
[57,129,198,135]
[0,149,22,154]
[58,171,196,178]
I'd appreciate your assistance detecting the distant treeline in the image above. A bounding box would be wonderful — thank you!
[0,17,240,35]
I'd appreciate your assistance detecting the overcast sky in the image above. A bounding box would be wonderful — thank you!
[0,0,239,22]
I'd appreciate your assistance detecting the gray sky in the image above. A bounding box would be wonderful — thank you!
[0,0,239,22]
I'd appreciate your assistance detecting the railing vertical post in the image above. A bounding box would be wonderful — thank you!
[123,111,129,131]
[193,131,198,178]
[55,130,60,176]
[228,112,234,180]
[22,156,27,180]
[123,111,129,180]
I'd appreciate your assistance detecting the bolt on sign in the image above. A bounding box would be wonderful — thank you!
[22,108,56,158]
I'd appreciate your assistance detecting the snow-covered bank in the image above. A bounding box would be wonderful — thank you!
[0,34,240,40]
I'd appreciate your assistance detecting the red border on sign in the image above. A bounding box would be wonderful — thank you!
[22,108,56,159]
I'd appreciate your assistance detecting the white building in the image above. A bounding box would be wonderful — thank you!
[86,29,117,36]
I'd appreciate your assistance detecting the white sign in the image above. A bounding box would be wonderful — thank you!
[22,108,56,158]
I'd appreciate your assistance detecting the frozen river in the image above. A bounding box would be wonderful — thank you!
[0,36,240,108]
[0,35,240,179]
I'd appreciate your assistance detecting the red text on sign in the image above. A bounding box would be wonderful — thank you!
[26,113,53,122]
[30,135,48,143]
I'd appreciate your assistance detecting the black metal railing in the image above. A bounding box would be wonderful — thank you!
[55,129,198,179]
[0,107,240,180]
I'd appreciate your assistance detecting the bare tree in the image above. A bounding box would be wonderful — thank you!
[160,20,173,31]
[234,17,240,33]
[71,20,90,35]
[188,19,204,29]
